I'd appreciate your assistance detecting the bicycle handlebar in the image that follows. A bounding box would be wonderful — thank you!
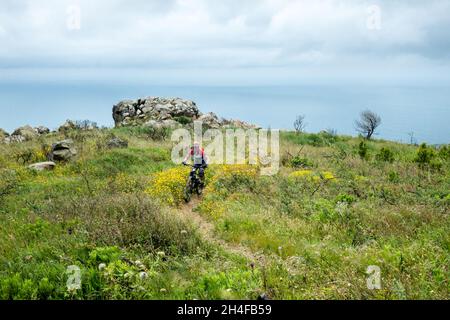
[183,163,207,168]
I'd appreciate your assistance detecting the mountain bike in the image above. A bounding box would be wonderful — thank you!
[183,164,205,203]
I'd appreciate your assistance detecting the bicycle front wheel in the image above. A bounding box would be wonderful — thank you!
[184,178,192,203]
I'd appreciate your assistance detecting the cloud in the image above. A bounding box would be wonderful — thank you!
[1,0,450,84]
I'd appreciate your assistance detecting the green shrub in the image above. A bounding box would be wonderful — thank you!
[335,194,356,205]
[87,147,171,176]
[0,168,22,204]
[437,145,450,160]
[281,131,342,147]
[173,116,193,125]
[388,171,400,183]
[290,156,314,168]
[89,246,122,265]
[376,147,395,163]
[113,125,170,141]
[358,141,369,160]
[414,143,436,169]
[48,194,203,255]
[429,160,443,172]
[145,126,171,141]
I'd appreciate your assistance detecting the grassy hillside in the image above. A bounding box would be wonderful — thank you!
[0,127,448,300]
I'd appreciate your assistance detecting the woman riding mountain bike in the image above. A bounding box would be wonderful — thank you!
[182,142,208,202]
[182,141,208,186]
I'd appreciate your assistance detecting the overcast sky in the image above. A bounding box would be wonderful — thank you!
[1,0,450,85]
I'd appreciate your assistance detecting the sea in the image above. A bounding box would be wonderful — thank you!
[0,83,449,144]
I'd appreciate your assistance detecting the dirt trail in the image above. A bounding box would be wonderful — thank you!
[180,197,265,265]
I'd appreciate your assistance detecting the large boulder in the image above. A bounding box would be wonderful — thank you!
[2,125,51,144]
[113,97,201,127]
[12,125,39,141]
[28,161,56,172]
[49,140,77,162]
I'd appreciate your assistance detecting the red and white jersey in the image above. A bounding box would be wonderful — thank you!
[189,147,206,165]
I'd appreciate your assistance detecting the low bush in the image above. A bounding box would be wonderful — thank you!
[414,143,435,169]
[437,145,450,160]
[48,193,203,255]
[173,116,193,126]
[206,165,258,197]
[376,147,395,163]
[358,140,369,160]
[290,156,314,168]
[146,166,190,206]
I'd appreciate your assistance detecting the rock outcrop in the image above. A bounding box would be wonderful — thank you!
[12,125,39,141]
[4,135,26,144]
[2,125,51,143]
[113,97,259,130]
[49,140,77,162]
[113,97,201,127]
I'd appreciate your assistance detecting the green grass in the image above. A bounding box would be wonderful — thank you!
[0,128,448,300]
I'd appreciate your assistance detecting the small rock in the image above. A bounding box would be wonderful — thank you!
[98,263,107,271]
[107,137,128,149]
[28,161,56,172]
[139,272,148,280]
[257,293,270,301]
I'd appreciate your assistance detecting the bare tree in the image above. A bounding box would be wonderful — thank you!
[325,128,337,137]
[355,110,381,139]
[294,115,307,134]
[408,132,418,145]
[75,120,98,130]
